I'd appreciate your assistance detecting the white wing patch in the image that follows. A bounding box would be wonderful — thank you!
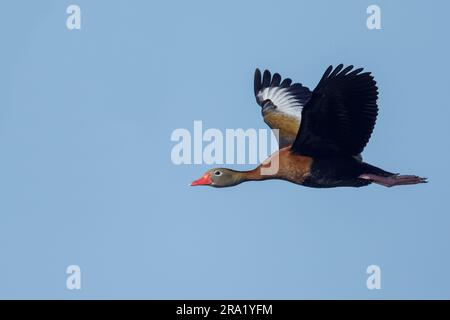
[257,87,304,120]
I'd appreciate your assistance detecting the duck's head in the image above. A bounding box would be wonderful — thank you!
[190,168,243,188]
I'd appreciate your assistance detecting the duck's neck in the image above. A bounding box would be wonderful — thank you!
[234,167,267,184]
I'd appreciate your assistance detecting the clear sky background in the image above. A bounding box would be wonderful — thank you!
[0,0,449,299]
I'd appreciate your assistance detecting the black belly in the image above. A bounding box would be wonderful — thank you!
[302,157,375,188]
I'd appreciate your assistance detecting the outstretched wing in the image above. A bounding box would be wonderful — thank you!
[291,64,379,157]
[254,69,311,148]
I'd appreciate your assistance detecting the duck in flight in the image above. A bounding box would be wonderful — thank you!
[191,64,427,188]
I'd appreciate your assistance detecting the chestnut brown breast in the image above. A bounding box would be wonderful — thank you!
[254,147,313,184]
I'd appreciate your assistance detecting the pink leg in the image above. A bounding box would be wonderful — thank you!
[359,174,428,187]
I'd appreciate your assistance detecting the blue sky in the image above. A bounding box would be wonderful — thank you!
[0,0,449,299]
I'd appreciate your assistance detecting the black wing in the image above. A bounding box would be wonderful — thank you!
[254,69,311,148]
[291,64,378,157]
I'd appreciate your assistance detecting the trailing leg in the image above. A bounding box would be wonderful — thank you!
[359,173,427,187]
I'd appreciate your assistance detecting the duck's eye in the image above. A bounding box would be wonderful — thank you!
[213,170,222,176]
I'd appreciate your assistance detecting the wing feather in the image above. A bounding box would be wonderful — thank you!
[291,64,379,157]
[254,68,312,148]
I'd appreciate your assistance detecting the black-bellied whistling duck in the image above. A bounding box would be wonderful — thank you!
[191,64,427,188]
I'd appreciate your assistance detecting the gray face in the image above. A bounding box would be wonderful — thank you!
[191,168,242,188]
[209,168,238,187]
